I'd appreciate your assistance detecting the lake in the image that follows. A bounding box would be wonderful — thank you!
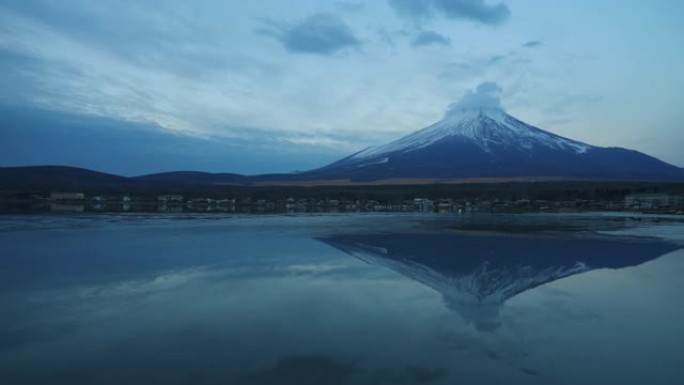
[1,213,683,384]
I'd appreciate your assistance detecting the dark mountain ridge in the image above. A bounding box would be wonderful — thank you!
[2,108,683,189]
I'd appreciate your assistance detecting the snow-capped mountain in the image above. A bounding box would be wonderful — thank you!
[302,87,683,181]
[319,232,679,331]
[349,108,590,161]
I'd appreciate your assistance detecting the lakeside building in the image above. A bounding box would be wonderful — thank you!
[50,192,85,201]
[625,193,672,209]
[157,195,184,203]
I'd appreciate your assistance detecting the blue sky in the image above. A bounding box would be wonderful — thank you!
[1,0,683,176]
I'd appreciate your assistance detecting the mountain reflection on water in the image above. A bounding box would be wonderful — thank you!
[1,213,683,385]
[320,232,680,331]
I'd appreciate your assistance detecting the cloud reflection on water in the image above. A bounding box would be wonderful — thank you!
[1,214,683,384]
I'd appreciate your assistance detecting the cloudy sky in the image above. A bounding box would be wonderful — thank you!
[1,0,683,175]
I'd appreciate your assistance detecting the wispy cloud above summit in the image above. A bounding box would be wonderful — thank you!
[445,82,503,117]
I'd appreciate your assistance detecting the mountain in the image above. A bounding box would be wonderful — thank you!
[301,107,684,182]
[0,166,245,191]
[132,171,246,185]
[319,231,680,331]
[0,166,131,191]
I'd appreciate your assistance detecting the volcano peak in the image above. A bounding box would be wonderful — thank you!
[302,83,684,181]
[347,109,589,163]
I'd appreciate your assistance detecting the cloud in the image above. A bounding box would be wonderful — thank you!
[334,2,364,13]
[522,40,543,49]
[0,107,347,175]
[0,0,226,75]
[445,82,503,117]
[435,0,510,24]
[388,0,434,22]
[411,31,451,48]
[487,55,506,64]
[438,40,541,84]
[259,13,361,55]
[389,0,511,25]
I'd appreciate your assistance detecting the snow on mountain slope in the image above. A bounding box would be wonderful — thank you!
[350,107,590,162]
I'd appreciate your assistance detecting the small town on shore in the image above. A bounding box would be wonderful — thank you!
[2,188,683,215]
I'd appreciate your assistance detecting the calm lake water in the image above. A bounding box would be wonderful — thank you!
[1,213,683,385]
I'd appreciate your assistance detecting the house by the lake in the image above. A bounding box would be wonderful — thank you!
[50,192,85,201]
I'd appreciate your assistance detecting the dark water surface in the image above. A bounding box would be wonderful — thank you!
[1,213,683,384]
